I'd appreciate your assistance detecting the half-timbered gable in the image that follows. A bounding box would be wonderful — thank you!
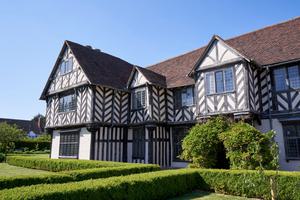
[193,36,252,117]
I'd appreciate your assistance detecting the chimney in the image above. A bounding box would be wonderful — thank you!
[85,45,92,49]
[94,48,101,52]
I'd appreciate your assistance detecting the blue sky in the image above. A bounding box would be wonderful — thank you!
[0,0,299,120]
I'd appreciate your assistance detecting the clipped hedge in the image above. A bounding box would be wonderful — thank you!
[0,164,160,190]
[1,168,300,199]
[0,169,200,200]
[63,164,160,181]
[196,169,300,200]
[6,156,135,172]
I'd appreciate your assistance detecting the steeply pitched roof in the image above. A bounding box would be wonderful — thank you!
[147,17,300,88]
[41,41,134,99]
[0,118,42,134]
[136,66,166,88]
[67,41,134,90]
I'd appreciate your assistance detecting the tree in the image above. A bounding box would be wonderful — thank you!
[0,122,25,153]
[219,122,279,170]
[180,116,230,168]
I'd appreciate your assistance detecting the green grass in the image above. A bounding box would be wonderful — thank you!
[0,163,54,177]
[170,191,258,200]
[7,154,49,158]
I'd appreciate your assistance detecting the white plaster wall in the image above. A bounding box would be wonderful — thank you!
[50,130,60,159]
[255,119,300,171]
[78,128,91,160]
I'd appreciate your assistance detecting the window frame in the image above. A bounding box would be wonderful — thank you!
[272,65,300,92]
[131,88,146,110]
[174,86,195,109]
[205,67,235,95]
[59,130,79,159]
[58,92,77,113]
[59,57,74,76]
[132,127,145,160]
[282,122,300,160]
[172,126,190,162]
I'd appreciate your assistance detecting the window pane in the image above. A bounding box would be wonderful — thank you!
[182,87,193,106]
[59,93,76,112]
[273,68,287,91]
[288,66,300,89]
[174,90,182,109]
[224,68,234,91]
[172,127,189,161]
[205,73,214,94]
[215,71,224,93]
[59,131,79,157]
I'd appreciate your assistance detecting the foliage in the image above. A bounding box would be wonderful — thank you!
[0,122,25,153]
[219,122,279,170]
[1,168,300,200]
[6,156,152,172]
[0,169,199,200]
[14,140,50,151]
[0,164,159,190]
[0,153,5,163]
[180,116,230,168]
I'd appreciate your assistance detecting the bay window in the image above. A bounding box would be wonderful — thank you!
[205,67,234,95]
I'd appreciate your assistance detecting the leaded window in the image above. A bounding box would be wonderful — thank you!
[205,67,234,95]
[172,127,189,161]
[273,65,300,91]
[59,93,76,112]
[132,89,146,109]
[60,57,73,75]
[59,131,79,158]
[174,86,194,109]
[283,123,300,159]
[132,128,145,159]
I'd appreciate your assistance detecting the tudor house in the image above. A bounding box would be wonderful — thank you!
[41,17,300,170]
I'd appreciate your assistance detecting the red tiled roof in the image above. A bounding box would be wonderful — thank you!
[147,17,300,88]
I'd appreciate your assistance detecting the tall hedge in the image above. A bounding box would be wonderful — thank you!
[14,141,50,151]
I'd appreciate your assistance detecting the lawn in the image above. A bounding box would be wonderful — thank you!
[0,163,54,177]
[170,191,259,200]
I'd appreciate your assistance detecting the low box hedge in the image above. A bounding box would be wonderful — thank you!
[1,168,300,199]
[0,169,200,200]
[0,164,160,190]
[6,156,135,172]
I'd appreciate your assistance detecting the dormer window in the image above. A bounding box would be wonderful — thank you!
[205,67,234,95]
[60,57,73,75]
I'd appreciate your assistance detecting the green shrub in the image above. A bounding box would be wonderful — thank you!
[64,164,160,181]
[6,156,137,172]
[181,116,230,168]
[0,164,159,190]
[0,174,73,190]
[0,169,200,200]
[0,153,5,162]
[219,122,279,170]
[14,140,50,151]
[1,169,300,200]
[0,122,25,153]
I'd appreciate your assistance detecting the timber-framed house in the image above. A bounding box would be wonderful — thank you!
[41,17,300,170]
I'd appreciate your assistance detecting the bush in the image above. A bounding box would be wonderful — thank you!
[0,122,25,153]
[0,153,5,162]
[181,116,230,168]
[63,164,160,181]
[14,140,50,151]
[0,164,159,190]
[6,156,138,172]
[219,122,278,170]
[0,169,200,200]
[1,169,300,200]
